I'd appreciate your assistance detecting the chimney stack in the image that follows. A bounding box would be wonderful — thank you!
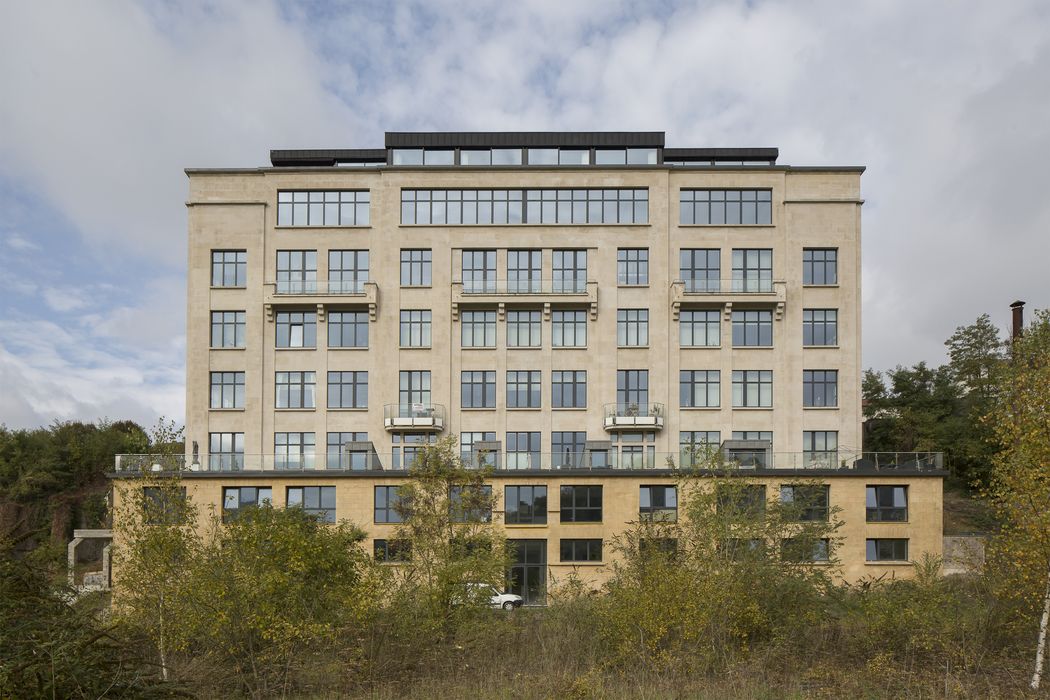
[1010,300,1026,339]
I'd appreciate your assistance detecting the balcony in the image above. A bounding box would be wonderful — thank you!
[383,403,446,432]
[603,403,665,431]
[451,279,598,320]
[671,278,785,321]
[263,280,378,321]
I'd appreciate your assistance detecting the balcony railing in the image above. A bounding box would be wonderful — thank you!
[677,277,777,294]
[603,403,665,430]
[383,403,446,431]
[455,279,592,295]
[271,280,370,295]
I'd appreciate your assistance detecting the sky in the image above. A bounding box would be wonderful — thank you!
[0,0,1048,430]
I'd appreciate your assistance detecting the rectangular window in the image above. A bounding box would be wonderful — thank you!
[277,190,369,226]
[275,371,315,409]
[461,310,497,348]
[222,486,272,522]
[803,248,838,285]
[866,538,908,562]
[208,432,243,471]
[866,486,908,522]
[461,431,497,466]
[399,310,432,347]
[209,371,245,409]
[275,311,316,348]
[326,431,369,469]
[210,310,246,348]
[507,370,541,408]
[402,188,648,224]
[399,370,431,405]
[391,149,422,165]
[391,433,434,470]
[680,310,720,347]
[287,486,336,523]
[328,311,368,348]
[640,538,678,558]
[780,485,830,521]
[142,486,187,525]
[327,371,367,409]
[400,249,432,286]
[732,370,773,408]
[551,370,586,408]
[552,309,587,347]
[508,250,541,293]
[781,538,831,563]
[461,370,496,408]
[803,370,838,407]
[803,309,838,346]
[460,149,492,166]
[732,310,773,347]
[617,309,649,346]
[374,485,404,523]
[462,250,497,293]
[617,248,649,285]
[716,484,767,518]
[505,432,541,469]
[450,485,493,522]
[803,431,838,466]
[492,148,522,165]
[276,250,317,294]
[551,431,587,468]
[640,485,678,522]
[617,369,649,406]
[680,249,720,292]
[680,189,772,225]
[211,250,247,287]
[679,431,720,466]
[274,432,315,469]
[374,539,412,562]
[732,249,773,293]
[328,250,369,293]
[553,250,587,293]
[507,310,541,347]
[679,370,720,408]
[560,485,602,522]
[560,538,602,562]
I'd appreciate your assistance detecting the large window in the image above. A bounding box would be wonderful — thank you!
[274,432,315,469]
[780,485,830,521]
[732,370,773,408]
[276,250,317,294]
[680,370,720,408]
[506,432,541,469]
[617,248,649,285]
[399,310,432,347]
[210,310,246,348]
[142,486,187,526]
[866,486,908,522]
[507,310,541,347]
[275,371,315,409]
[553,250,587,293]
[617,309,649,347]
[461,431,497,466]
[781,538,831,563]
[462,250,497,293]
[617,369,649,406]
[400,249,432,286]
[680,249,720,292]
[287,486,336,523]
[508,250,541,293]
[680,310,720,347]
[374,539,412,562]
[399,371,431,405]
[374,486,404,523]
[803,309,838,347]
[505,486,547,525]
[210,371,245,409]
[507,371,541,409]
[328,311,368,348]
[803,431,838,466]
[561,485,602,522]
[732,310,773,347]
[329,250,369,293]
[552,310,587,347]
[326,431,369,469]
[803,370,838,407]
[208,432,243,471]
[392,433,435,469]
[731,249,773,292]
[450,485,493,522]
[679,189,772,225]
[507,539,547,606]
[552,432,587,467]
[211,250,246,287]
[680,431,720,466]
[866,538,908,562]
[803,248,838,285]
[560,539,602,562]
[640,485,678,522]
[222,487,271,522]
[401,188,648,225]
[462,310,497,347]
[277,190,370,226]
[461,370,496,408]
[552,370,586,408]
[275,311,316,348]
[327,371,367,409]
[716,484,766,518]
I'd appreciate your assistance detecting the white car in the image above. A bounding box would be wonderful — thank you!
[461,583,523,610]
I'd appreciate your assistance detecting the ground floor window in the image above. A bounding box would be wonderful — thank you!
[507,539,546,605]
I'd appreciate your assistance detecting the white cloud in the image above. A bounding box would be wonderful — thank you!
[4,233,38,252]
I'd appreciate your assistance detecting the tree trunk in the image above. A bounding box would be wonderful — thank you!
[1030,563,1050,690]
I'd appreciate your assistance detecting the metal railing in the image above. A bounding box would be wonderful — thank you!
[455,279,591,295]
[603,403,666,419]
[382,403,446,421]
[677,278,778,294]
[271,280,370,295]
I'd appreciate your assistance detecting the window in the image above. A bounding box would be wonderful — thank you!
[781,538,831,563]
[866,538,908,562]
[211,250,246,287]
[866,486,908,522]
[551,431,587,468]
[462,250,497,293]
[460,149,492,166]
[507,371,541,409]
[275,311,316,348]
[391,149,423,165]
[142,486,187,525]
[329,250,369,293]
[403,188,648,225]
[733,431,773,444]
[731,249,773,293]
[679,431,720,466]
[492,148,522,165]
[274,432,315,469]
[560,485,602,522]
[276,371,315,409]
[680,189,772,225]
[222,486,272,522]
[506,432,540,469]
[716,484,766,518]
[208,432,243,471]
[461,370,496,408]
[461,310,497,348]
[450,485,493,522]
[803,370,838,407]
[640,538,678,558]
[508,250,541,293]
[803,431,838,466]
[803,309,838,347]
[375,486,404,523]
[527,148,557,164]
[210,311,246,348]
[507,310,541,347]
[287,486,336,523]
[399,371,431,405]
[680,370,720,408]
[732,310,773,347]
[507,539,547,605]
[552,309,587,347]
[780,485,830,521]
[276,250,317,294]
[617,248,649,285]
[720,538,764,560]
[732,370,773,408]
[404,189,522,225]
[326,432,369,469]
[552,370,586,408]
[527,188,648,225]
[617,369,649,407]
[560,539,602,562]
[400,249,432,286]
[328,311,368,348]
[553,250,587,293]
[277,190,369,226]
[210,371,245,409]
[559,149,588,165]
[501,486,546,524]
[803,248,838,285]
[617,309,649,346]
[374,539,412,562]
[460,431,497,466]
[680,249,720,292]
[392,433,434,469]
[680,310,720,347]
[327,371,367,409]
[612,431,656,469]
[399,310,432,347]
[640,485,677,522]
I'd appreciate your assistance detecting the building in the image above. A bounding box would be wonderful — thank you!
[112,131,944,603]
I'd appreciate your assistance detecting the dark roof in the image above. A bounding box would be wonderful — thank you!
[664,147,778,161]
[385,131,665,148]
[270,149,385,167]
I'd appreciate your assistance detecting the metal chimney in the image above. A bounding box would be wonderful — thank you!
[1010,300,1026,339]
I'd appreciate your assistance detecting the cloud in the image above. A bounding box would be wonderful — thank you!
[4,233,38,252]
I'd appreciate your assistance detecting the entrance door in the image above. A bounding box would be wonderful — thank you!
[506,539,547,605]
